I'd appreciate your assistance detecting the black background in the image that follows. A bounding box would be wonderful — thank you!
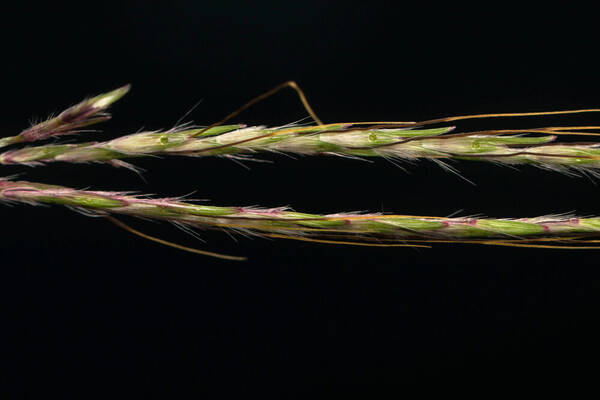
[4,1,600,394]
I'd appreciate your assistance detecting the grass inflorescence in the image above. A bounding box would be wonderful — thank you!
[2,83,600,259]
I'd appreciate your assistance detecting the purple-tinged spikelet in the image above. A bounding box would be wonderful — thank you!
[18,85,130,142]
